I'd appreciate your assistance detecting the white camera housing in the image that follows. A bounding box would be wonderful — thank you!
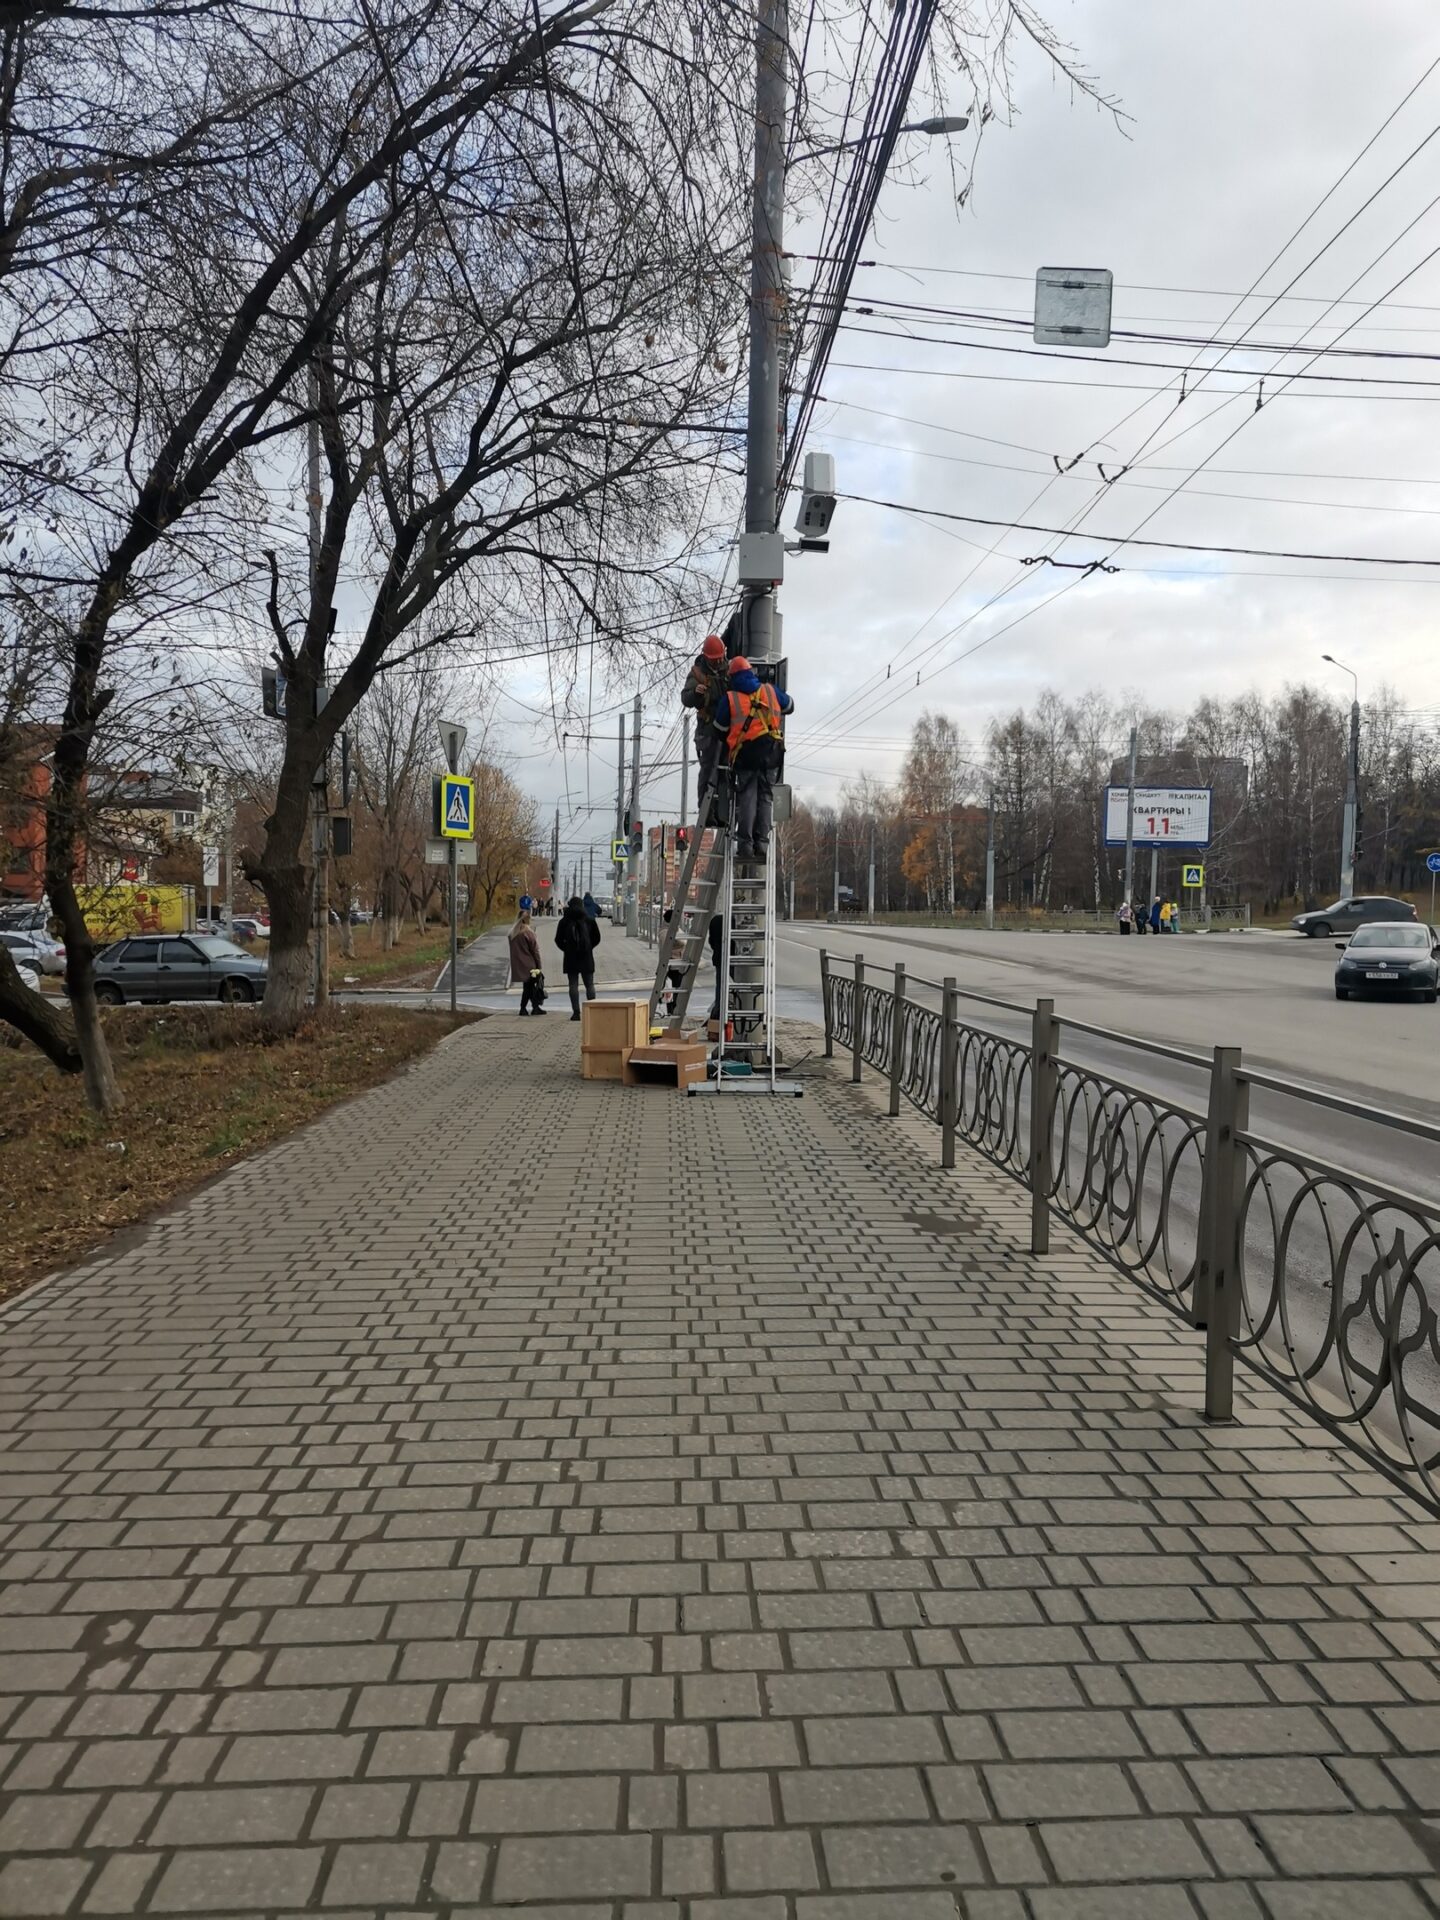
[795,450,837,538]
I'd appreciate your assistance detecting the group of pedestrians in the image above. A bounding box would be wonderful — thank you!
[508,891,603,1019]
[1117,896,1181,936]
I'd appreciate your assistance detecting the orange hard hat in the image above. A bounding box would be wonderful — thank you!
[702,634,725,661]
[728,655,751,675]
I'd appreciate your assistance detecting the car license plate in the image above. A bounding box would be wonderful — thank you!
[1369,969,1398,979]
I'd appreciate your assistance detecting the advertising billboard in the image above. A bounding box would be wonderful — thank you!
[1103,787,1212,850]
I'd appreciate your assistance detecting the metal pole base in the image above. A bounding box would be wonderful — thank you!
[688,1079,804,1097]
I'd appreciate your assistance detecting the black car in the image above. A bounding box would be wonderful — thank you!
[1334,923,1440,1002]
[1293,894,1417,938]
[92,933,267,1005]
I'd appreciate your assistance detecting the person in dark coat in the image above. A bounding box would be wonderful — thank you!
[583,891,600,921]
[508,909,546,1015]
[556,894,601,1019]
[681,633,731,817]
[712,657,793,862]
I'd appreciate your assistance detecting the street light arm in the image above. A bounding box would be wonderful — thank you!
[790,115,968,164]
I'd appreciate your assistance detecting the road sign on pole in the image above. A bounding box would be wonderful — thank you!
[439,720,467,772]
[1426,852,1440,875]
[438,774,475,839]
[1182,863,1204,889]
[611,836,628,863]
[202,845,220,890]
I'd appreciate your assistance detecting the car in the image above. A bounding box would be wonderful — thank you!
[92,933,267,1005]
[1293,894,1417,938]
[0,928,65,976]
[12,960,40,992]
[349,907,373,925]
[1334,922,1440,1002]
[230,915,270,943]
[0,902,51,934]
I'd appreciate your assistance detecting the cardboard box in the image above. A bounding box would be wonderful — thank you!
[581,999,649,1051]
[623,1042,708,1091]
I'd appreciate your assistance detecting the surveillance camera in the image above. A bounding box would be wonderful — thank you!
[794,450,836,539]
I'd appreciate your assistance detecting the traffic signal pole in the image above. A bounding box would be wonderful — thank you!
[626,690,641,938]
[741,0,788,667]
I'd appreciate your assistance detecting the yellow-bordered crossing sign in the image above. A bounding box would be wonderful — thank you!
[1182,862,1204,888]
[439,774,475,839]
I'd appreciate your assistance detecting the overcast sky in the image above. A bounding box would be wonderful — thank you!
[492,0,1440,884]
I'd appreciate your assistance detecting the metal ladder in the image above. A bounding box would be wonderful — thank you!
[647,779,801,1095]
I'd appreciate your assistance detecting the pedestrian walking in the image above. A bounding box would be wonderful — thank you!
[1149,897,1163,936]
[1166,898,1181,933]
[681,633,731,819]
[583,891,600,921]
[507,909,546,1016]
[556,893,601,1019]
[713,656,793,863]
[1117,900,1133,936]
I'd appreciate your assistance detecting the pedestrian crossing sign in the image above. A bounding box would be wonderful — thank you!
[1182,863,1204,888]
[439,773,475,839]
[611,837,628,863]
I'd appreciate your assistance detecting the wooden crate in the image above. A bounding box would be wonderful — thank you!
[581,1045,631,1082]
[581,999,649,1051]
[623,1042,708,1091]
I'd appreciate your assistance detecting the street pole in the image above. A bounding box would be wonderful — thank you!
[832,828,839,917]
[552,807,559,912]
[985,792,995,930]
[1149,846,1158,923]
[615,712,626,912]
[680,714,690,831]
[1341,696,1360,897]
[867,817,876,923]
[1122,724,1138,913]
[626,691,641,937]
[740,0,787,667]
[223,778,234,932]
[446,729,460,1015]
[588,847,594,898]
[306,383,330,1009]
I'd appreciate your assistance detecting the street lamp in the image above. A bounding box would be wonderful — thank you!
[1321,653,1361,898]
[792,115,969,163]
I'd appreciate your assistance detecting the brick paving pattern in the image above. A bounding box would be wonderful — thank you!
[3,934,1440,1918]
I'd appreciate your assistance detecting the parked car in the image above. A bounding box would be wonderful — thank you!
[1334,923,1440,1002]
[1293,894,1417,938]
[13,960,40,992]
[92,934,267,1005]
[0,929,64,976]
[230,916,269,943]
[0,902,51,934]
[349,907,373,925]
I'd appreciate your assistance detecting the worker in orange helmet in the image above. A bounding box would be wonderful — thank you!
[680,633,730,820]
[713,657,793,863]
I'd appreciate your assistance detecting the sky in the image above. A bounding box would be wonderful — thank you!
[487,0,1440,886]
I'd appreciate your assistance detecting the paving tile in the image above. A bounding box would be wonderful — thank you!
[0,981,1436,1916]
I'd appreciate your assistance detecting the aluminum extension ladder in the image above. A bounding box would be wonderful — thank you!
[647,779,801,1095]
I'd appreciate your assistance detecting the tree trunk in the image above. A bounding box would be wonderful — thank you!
[258,861,312,1031]
[49,872,121,1113]
[0,948,84,1075]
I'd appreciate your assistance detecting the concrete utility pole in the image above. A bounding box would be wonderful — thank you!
[832,828,839,916]
[1149,847,1159,921]
[552,807,559,910]
[679,714,690,830]
[867,817,876,922]
[626,691,641,937]
[306,378,330,1009]
[1322,655,1360,896]
[588,847,594,897]
[1122,724,1138,911]
[740,0,788,667]
[985,792,995,929]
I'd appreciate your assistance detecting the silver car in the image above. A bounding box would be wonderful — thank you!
[93,933,268,1005]
[0,928,64,976]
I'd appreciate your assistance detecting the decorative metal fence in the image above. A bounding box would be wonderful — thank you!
[821,949,1440,1514]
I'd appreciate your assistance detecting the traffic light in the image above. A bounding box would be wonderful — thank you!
[629,821,643,857]
[675,827,689,854]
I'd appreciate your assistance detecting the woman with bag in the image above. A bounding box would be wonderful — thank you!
[556,894,601,1019]
[508,909,547,1016]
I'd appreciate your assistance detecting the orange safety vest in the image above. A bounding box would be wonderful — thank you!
[724,684,784,761]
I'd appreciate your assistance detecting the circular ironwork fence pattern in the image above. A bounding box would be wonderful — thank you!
[953,1023,1029,1177]
[896,998,943,1121]
[1234,1142,1440,1507]
[1048,1063,1204,1312]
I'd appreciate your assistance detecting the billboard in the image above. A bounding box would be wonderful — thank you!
[1103,786,1211,850]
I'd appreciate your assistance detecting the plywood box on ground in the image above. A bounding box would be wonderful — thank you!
[581,999,649,1051]
[581,1046,631,1082]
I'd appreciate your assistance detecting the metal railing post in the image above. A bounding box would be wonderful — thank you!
[1199,1045,1248,1423]
[888,963,906,1116]
[940,976,958,1168]
[852,953,865,1083]
[820,948,832,1056]
[1028,997,1057,1255]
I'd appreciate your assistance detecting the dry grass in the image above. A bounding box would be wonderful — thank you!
[0,1003,480,1302]
[327,917,488,990]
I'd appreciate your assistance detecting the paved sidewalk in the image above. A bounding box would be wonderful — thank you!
[3,932,1440,1919]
